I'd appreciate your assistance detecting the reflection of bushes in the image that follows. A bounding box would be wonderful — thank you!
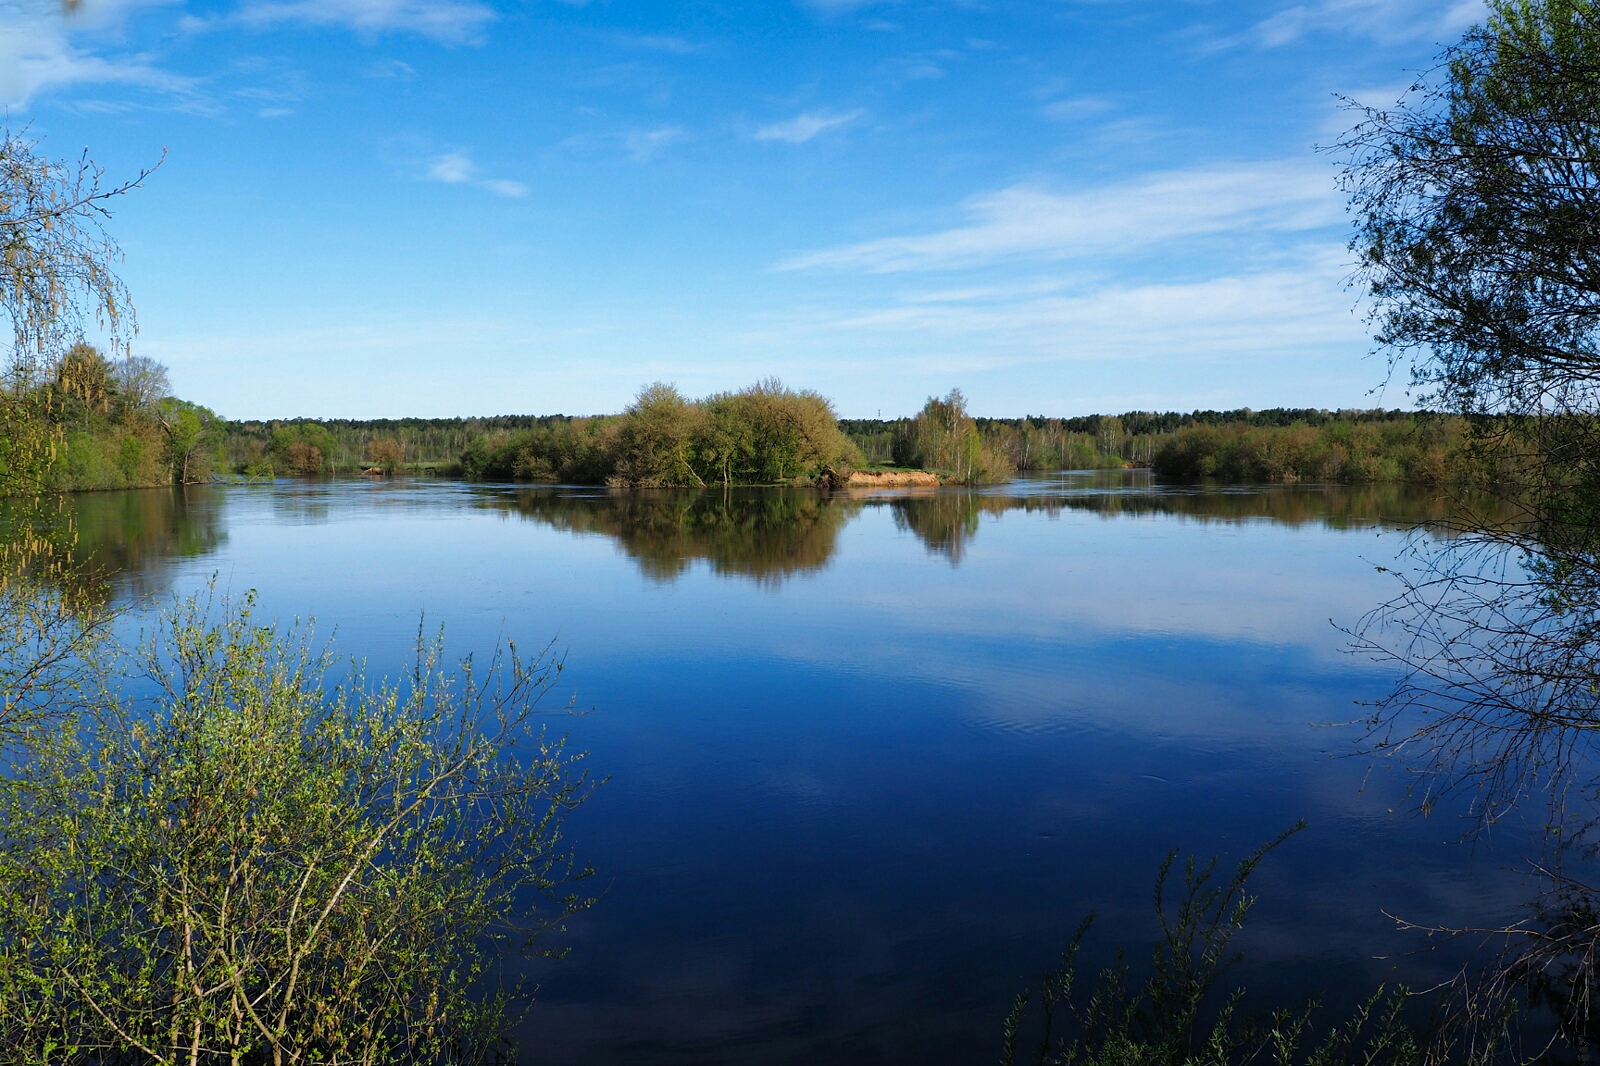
[889,483,1501,564]
[490,482,1518,582]
[492,487,861,586]
[891,494,1021,563]
[1054,483,1502,532]
[0,487,226,605]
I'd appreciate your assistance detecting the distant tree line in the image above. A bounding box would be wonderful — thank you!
[219,415,538,477]
[847,406,1502,484]
[219,399,1515,488]
[1146,416,1512,484]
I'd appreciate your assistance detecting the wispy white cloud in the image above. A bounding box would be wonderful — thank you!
[364,57,417,79]
[824,253,1363,359]
[611,32,703,54]
[624,125,683,162]
[781,160,1340,273]
[422,150,527,197]
[1249,0,1484,48]
[888,50,954,81]
[3,0,486,108]
[551,123,688,164]
[1040,94,1117,123]
[478,178,529,198]
[231,0,496,44]
[799,0,898,13]
[743,245,1372,417]
[0,0,195,106]
[754,109,863,144]
[426,151,473,183]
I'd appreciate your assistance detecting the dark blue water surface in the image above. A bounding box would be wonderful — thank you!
[54,474,1543,1064]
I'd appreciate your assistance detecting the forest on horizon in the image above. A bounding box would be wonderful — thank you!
[18,349,1511,492]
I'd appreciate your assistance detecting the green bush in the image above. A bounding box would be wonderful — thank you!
[0,591,595,1063]
[458,380,863,488]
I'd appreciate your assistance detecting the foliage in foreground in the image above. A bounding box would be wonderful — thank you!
[0,592,595,1065]
[1003,828,1454,1066]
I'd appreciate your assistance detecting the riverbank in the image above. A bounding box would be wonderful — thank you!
[830,468,941,489]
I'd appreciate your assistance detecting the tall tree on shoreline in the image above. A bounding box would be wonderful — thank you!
[1341,0,1600,1049]
[1,128,156,391]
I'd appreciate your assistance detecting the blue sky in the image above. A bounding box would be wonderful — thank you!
[4,0,1483,419]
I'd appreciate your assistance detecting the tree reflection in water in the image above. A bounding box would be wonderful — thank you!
[1354,494,1600,1057]
[485,478,1497,580]
[0,485,227,606]
[489,486,863,587]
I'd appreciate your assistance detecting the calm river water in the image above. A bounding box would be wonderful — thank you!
[42,473,1545,1064]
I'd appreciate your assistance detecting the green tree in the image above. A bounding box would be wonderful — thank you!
[1344,0,1600,423]
[159,398,218,484]
[0,128,155,387]
[892,389,1014,484]
[269,422,337,477]
[698,379,860,485]
[609,382,705,487]
[1341,0,1600,1048]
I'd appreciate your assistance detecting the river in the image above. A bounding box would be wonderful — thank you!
[31,472,1544,1064]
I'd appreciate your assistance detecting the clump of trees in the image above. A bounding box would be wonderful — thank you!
[267,421,336,477]
[364,436,405,473]
[226,405,1511,489]
[842,407,1497,482]
[0,127,208,495]
[223,416,563,478]
[891,389,1014,484]
[459,416,613,483]
[0,340,221,493]
[459,379,863,487]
